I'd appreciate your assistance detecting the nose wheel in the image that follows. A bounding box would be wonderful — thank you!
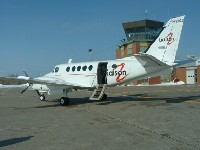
[60,97,70,106]
[39,95,45,101]
[36,90,46,101]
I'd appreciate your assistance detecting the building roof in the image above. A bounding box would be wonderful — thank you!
[116,39,152,49]
[122,19,164,29]
[177,59,200,68]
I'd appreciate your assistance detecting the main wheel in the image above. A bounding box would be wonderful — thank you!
[102,94,107,100]
[60,97,70,106]
[39,95,45,101]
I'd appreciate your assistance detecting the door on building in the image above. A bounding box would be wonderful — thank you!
[186,68,196,84]
[97,62,108,84]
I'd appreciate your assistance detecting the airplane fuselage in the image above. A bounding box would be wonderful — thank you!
[42,57,169,88]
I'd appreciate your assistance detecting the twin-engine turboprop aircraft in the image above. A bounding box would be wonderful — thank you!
[10,16,186,105]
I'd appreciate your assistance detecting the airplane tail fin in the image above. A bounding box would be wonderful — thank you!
[145,16,185,64]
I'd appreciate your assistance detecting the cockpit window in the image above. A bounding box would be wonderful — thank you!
[55,67,59,73]
[82,65,87,71]
[88,65,93,71]
[72,66,76,72]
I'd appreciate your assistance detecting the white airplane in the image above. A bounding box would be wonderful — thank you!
[14,16,186,105]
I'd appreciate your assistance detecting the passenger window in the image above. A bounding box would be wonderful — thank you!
[66,67,70,72]
[72,66,76,72]
[77,66,81,71]
[112,64,117,69]
[82,65,87,71]
[55,67,59,73]
[88,65,93,71]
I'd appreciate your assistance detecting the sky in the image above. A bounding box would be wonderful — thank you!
[0,0,200,77]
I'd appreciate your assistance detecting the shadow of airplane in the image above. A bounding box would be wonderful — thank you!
[27,92,200,108]
[0,136,33,147]
[97,94,200,105]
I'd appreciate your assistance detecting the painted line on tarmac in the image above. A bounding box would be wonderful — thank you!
[137,96,154,99]
[152,89,200,93]
[185,100,200,104]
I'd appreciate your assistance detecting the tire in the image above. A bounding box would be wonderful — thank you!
[60,97,70,106]
[39,95,45,101]
[102,94,107,100]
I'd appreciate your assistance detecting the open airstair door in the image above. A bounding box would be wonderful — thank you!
[90,62,108,101]
[97,62,108,84]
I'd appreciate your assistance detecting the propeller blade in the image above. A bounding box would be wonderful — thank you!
[21,83,32,94]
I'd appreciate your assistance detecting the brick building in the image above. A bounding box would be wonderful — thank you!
[172,59,200,84]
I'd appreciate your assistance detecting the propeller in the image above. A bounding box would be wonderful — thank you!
[23,70,29,77]
[21,83,32,94]
[20,70,32,94]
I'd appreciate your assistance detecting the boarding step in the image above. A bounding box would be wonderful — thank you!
[89,84,107,101]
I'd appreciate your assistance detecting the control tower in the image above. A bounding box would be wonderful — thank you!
[116,19,164,58]
[123,19,164,42]
[116,19,164,84]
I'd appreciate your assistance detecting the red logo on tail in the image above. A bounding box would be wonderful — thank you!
[166,33,175,45]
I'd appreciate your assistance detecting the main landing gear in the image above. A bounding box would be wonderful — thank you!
[59,97,70,106]
[102,94,107,100]
[36,91,70,106]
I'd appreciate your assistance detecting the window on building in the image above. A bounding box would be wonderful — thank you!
[121,50,124,57]
[195,69,198,83]
[127,48,132,56]
[77,66,81,71]
[72,66,76,72]
[88,65,93,71]
[82,65,87,71]
[66,67,70,72]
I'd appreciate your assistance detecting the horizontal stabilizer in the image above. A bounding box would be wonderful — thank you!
[134,53,169,67]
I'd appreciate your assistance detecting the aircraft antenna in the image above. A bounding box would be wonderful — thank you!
[88,49,93,61]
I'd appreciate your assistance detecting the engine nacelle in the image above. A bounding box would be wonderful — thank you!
[32,84,49,92]
[31,84,70,95]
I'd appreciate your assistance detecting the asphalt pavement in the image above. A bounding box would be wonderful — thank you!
[1,85,200,150]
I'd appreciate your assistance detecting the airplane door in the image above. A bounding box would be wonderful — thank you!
[97,62,108,84]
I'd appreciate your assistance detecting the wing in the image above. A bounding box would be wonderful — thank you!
[0,75,89,90]
[33,76,87,88]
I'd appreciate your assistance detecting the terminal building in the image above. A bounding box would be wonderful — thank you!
[116,19,164,85]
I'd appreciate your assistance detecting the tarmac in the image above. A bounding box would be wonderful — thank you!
[1,85,200,150]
